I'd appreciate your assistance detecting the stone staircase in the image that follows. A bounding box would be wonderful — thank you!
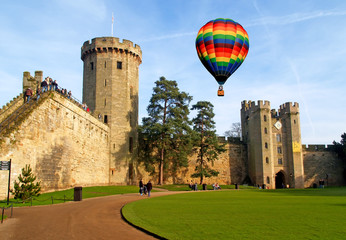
[0,93,24,123]
[0,92,49,140]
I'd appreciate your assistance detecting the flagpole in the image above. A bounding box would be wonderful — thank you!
[111,12,114,37]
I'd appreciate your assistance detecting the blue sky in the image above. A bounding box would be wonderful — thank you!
[1,0,345,144]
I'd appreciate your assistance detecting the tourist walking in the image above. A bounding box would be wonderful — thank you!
[146,180,152,197]
[139,179,144,196]
[24,87,33,102]
[36,87,41,101]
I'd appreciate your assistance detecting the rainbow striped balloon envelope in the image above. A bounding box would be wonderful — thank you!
[196,18,249,88]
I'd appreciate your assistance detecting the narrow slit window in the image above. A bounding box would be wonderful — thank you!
[117,61,122,69]
[104,115,108,124]
[129,137,133,153]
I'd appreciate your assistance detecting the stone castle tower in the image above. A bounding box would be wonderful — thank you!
[241,100,305,188]
[81,37,142,184]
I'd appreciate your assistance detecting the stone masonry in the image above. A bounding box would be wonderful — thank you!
[81,37,142,185]
[0,92,110,199]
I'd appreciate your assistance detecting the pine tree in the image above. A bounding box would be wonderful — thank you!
[139,77,193,184]
[11,164,41,200]
[191,101,226,184]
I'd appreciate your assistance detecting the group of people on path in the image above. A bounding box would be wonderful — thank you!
[188,180,222,191]
[188,181,198,191]
[139,180,152,197]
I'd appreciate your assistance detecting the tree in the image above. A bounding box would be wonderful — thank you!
[333,133,346,181]
[11,164,41,200]
[190,101,226,184]
[224,122,241,138]
[139,77,193,184]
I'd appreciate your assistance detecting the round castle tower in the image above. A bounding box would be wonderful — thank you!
[81,37,142,184]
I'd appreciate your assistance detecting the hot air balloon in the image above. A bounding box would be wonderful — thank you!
[196,18,249,96]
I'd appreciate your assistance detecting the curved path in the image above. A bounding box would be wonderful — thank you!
[0,191,179,240]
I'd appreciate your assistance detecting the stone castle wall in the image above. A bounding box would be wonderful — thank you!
[134,138,246,186]
[303,145,345,187]
[0,93,24,123]
[0,93,110,199]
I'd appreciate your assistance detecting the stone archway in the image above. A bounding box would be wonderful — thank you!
[275,171,286,189]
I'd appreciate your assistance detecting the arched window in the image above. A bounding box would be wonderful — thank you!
[265,142,268,149]
[266,157,269,164]
[264,115,267,122]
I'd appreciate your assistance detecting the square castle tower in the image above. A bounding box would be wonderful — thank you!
[241,100,304,189]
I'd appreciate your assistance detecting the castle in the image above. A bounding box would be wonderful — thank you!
[0,36,344,199]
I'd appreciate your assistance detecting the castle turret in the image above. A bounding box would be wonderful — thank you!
[279,102,304,188]
[81,37,142,184]
[241,100,274,187]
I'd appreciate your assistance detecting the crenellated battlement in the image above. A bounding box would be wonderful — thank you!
[241,100,270,114]
[23,71,42,93]
[302,144,336,152]
[279,102,299,116]
[81,37,142,61]
[0,93,23,118]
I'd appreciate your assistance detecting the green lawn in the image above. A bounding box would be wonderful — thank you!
[122,187,346,240]
[0,185,141,207]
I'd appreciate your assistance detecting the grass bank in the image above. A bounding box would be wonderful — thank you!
[0,185,141,207]
[122,187,346,240]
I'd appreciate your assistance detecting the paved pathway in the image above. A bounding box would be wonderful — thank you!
[0,191,179,240]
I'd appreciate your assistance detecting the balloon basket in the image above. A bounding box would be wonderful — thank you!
[217,90,224,97]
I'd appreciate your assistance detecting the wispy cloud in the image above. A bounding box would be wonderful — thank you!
[287,59,315,138]
[140,32,196,42]
[248,8,346,27]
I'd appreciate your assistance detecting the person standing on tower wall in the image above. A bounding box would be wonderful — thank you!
[41,78,48,92]
[49,78,53,91]
[53,80,58,91]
